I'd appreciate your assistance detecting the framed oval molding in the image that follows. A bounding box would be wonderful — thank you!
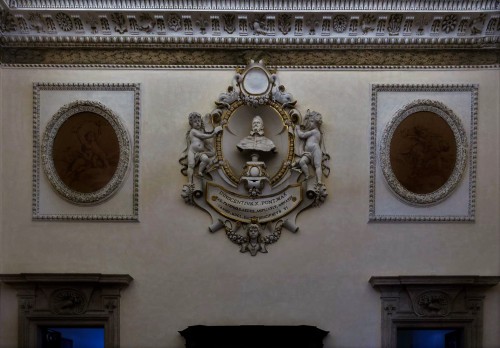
[369,84,478,222]
[41,100,131,205]
[216,100,295,188]
[379,99,468,206]
[33,83,141,221]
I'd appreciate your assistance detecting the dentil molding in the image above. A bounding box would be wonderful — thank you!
[3,1,497,10]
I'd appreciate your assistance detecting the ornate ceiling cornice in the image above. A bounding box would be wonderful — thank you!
[1,1,498,50]
[1,1,498,65]
[2,1,498,11]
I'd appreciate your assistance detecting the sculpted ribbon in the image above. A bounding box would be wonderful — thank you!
[206,182,302,223]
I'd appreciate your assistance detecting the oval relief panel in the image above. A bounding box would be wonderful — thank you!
[42,100,130,205]
[380,100,468,206]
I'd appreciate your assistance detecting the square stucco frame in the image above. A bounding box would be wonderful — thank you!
[32,83,141,221]
[369,84,478,222]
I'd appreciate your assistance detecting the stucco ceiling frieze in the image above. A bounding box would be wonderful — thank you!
[1,1,498,65]
[3,0,498,11]
[1,1,498,50]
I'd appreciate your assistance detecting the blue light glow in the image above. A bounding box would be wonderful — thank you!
[397,329,461,348]
[47,327,104,348]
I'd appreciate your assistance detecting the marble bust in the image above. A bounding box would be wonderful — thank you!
[236,115,276,153]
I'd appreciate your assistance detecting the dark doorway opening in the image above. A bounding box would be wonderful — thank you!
[397,328,464,348]
[40,327,104,348]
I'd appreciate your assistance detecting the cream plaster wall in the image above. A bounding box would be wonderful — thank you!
[0,67,499,348]
[0,66,4,344]
[0,66,3,272]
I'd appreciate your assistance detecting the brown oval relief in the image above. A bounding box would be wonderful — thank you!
[389,111,457,194]
[52,111,120,193]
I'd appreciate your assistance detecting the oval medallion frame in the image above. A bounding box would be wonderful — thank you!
[240,66,273,96]
[380,99,468,206]
[215,99,295,187]
[41,100,131,205]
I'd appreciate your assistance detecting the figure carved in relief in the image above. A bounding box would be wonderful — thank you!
[240,223,267,256]
[294,110,328,184]
[215,74,242,109]
[251,18,267,35]
[272,84,296,108]
[181,112,222,183]
[237,115,276,153]
[216,85,239,108]
[76,122,111,169]
[271,75,296,108]
[58,119,119,193]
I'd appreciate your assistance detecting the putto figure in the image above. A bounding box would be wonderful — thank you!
[295,110,329,184]
[180,112,222,183]
[236,115,276,153]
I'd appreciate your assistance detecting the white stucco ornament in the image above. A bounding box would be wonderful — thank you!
[179,61,330,256]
